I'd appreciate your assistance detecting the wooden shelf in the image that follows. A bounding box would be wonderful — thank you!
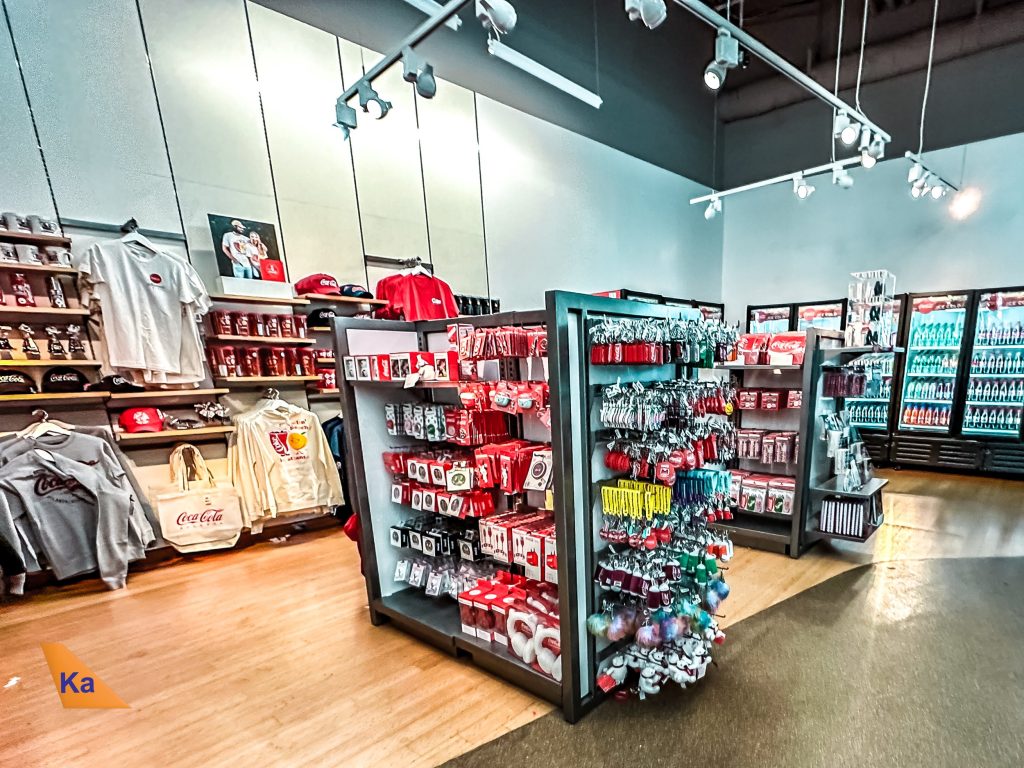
[315,357,336,365]
[813,476,889,498]
[307,389,339,401]
[115,426,235,445]
[0,391,109,408]
[0,231,72,248]
[299,293,387,307]
[0,359,100,367]
[207,334,315,346]
[209,293,309,306]
[0,261,76,275]
[0,305,89,319]
[214,375,320,386]
[107,387,229,407]
[308,326,331,333]
[717,363,802,371]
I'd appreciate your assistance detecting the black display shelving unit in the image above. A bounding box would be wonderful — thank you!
[716,328,844,557]
[335,292,728,722]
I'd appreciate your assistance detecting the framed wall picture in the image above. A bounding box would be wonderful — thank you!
[208,214,286,282]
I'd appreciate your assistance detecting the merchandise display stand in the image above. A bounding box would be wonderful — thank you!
[716,329,843,557]
[338,293,731,722]
[804,345,894,544]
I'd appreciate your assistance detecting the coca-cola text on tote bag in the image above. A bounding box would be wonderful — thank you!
[152,444,244,553]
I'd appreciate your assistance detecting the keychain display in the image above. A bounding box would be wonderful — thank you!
[453,324,547,360]
[588,317,739,367]
[599,379,735,432]
[384,402,510,445]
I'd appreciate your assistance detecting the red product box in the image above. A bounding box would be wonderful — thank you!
[543,530,558,584]
[474,586,507,642]
[458,587,484,636]
[737,333,771,365]
[447,323,475,360]
[787,389,803,409]
[410,351,433,374]
[377,354,393,382]
[512,517,554,567]
[369,355,381,381]
[382,451,409,475]
[760,391,781,410]
[431,351,460,382]
[767,332,807,365]
[736,389,760,410]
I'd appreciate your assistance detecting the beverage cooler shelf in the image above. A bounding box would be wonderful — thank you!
[909,345,961,351]
[905,372,957,377]
[967,401,1024,407]
[851,421,886,429]
[904,398,951,404]
[963,428,1021,437]
[974,344,1024,350]
[970,372,1024,378]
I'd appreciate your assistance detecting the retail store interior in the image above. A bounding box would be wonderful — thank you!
[2,0,1023,766]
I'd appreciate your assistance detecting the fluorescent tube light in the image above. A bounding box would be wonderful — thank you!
[400,0,462,30]
[487,39,603,109]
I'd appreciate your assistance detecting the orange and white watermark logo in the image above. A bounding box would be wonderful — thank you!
[41,643,129,709]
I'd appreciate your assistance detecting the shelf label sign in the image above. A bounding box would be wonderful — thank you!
[982,292,1024,310]
[914,295,967,313]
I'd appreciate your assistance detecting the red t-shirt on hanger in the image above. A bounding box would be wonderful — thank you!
[375,272,460,322]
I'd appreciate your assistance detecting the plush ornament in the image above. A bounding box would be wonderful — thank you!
[621,605,639,633]
[606,610,630,642]
[635,620,661,649]
[661,615,685,644]
[508,608,538,663]
[713,629,726,645]
[697,610,713,631]
[534,623,562,682]
[637,666,662,698]
[606,654,628,686]
[587,610,612,638]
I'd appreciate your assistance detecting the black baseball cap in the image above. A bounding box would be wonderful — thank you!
[42,367,89,393]
[340,284,373,299]
[308,307,337,327]
[0,371,36,394]
[86,374,145,393]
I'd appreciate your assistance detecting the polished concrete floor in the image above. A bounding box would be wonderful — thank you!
[444,557,1024,767]
[2,469,1024,767]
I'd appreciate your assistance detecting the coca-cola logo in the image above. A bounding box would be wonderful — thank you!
[0,374,26,383]
[268,430,289,456]
[34,471,82,497]
[175,508,225,526]
[50,373,78,382]
[915,299,935,314]
[770,340,805,352]
[149,273,163,285]
[320,278,335,287]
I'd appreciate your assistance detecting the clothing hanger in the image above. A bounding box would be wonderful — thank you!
[17,409,75,439]
[119,217,159,253]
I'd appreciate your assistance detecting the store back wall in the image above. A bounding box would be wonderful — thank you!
[721,131,1024,324]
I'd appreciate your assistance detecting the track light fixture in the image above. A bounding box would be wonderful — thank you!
[334,98,358,140]
[832,111,860,147]
[402,47,437,98]
[704,28,740,91]
[704,197,722,220]
[476,0,517,34]
[792,175,815,200]
[625,0,668,29]
[358,81,392,119]
[832,165,854,189]
[904,152,959,203]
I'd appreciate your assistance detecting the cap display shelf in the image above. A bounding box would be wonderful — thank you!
[0,305,89,320]
[107,387,230,407]
[0,391,109,408]
[214,375,320,386]
[299,293,388,307]
[209,293,309,306]
[0,359,101,367]
[115,425,235,446]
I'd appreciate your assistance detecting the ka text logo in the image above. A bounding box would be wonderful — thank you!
[41,643,130,708]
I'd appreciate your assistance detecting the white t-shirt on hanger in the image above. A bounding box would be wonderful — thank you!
[75,239,211,379]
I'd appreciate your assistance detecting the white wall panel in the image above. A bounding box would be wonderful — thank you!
[478,96,722,311]
[4,0,178,229]
[417,83,487,296]
[138,0,277,286]
[247,3,365,285]
[339,40,429,264]
[720,132,1024,324]
[0,10,54,218]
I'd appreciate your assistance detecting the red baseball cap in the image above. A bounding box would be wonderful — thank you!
[118,407,166,433]
[295,273,341,296]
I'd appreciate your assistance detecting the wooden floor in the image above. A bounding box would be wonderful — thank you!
[3,469,1023,768]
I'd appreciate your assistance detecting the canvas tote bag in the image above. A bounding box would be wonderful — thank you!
[153,444,244,553]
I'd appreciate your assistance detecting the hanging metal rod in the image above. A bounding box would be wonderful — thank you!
[335,0,471,108]
[670,0,892,143]
[689,156,862,204]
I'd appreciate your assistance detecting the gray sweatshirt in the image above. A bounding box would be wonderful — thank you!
[0,431,153,561]
[0,449,132,590]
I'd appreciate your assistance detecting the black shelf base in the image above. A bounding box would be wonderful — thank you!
[374,590,561,707]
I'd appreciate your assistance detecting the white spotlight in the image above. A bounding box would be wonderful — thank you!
[476,0,517,34]
[793,175,815,199]
[704,197,722,220]
[907,162,923,183]
[832,166,854,189]
[930,184,947,200]
[833,111,859,146]
[639,0,667,29]
[704,29,739,91]
[949,187,982,220]
[358,82,391,119]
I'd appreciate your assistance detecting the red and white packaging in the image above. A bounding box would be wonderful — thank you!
[543,531,558,584]
[431,350,460,382]
[767,332,807,365]
[737,333,770,365]
[766,476,796,516]
[728,470,750,507]
[787,389,803,409]
[474,587,506,642]
[760,391,781,410]
[736,389,760,410]
[376,354,393,382]
[458,587,484,636]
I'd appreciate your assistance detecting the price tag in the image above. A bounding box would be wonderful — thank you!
[394,559,409,582]
[409,562,427,587]
[424,570,444,597]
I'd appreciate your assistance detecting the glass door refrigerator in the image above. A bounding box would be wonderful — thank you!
[747,303,793,333]
[898,292,970,433]
[963,288,1024,439]
[794,300,846,332]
